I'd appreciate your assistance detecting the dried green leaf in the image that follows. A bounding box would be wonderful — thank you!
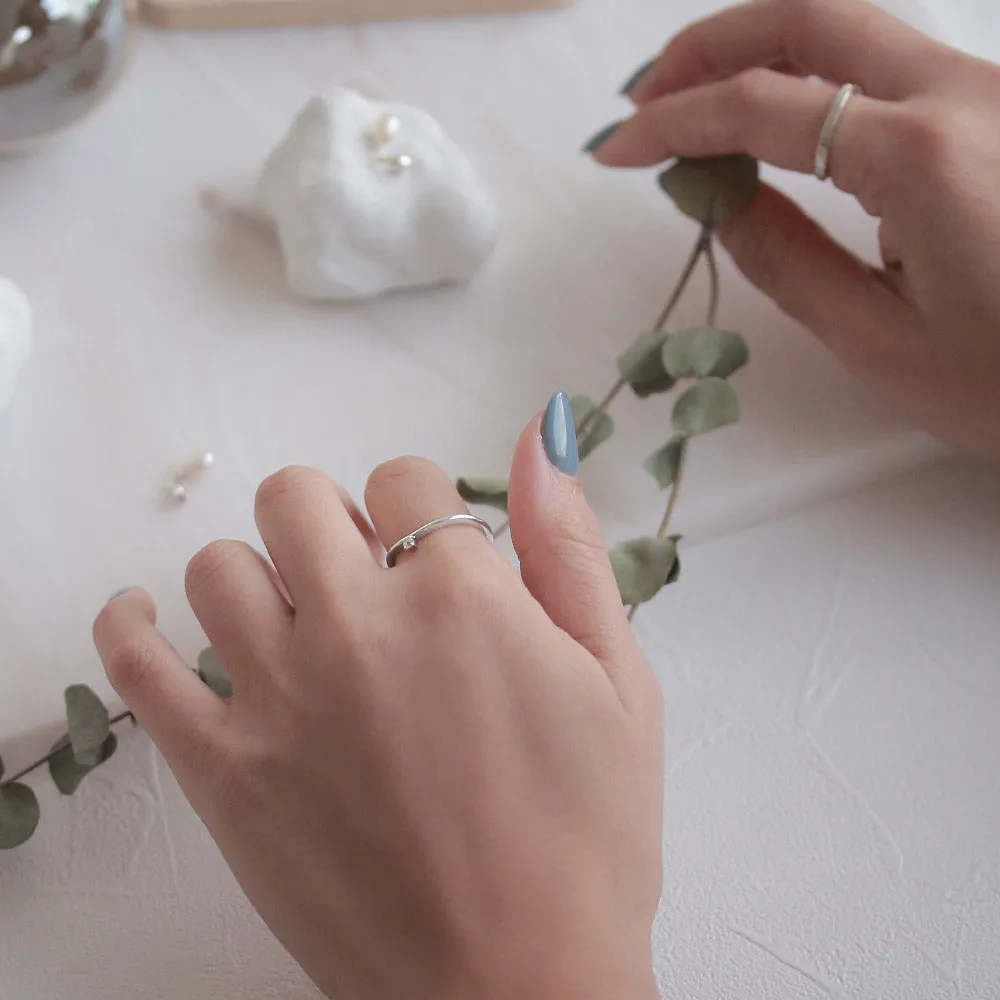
[666,551,682,587]
[0,782,40,850]
[672,377,740,436]
[610,536,681,606]
[662,327,749,380]
[616,331,676,398]
[48,732,118,796]
[456,478,508,514]
[658,155,760,226]
[198,647,234,700]
[65,684,110,767]
[643,436,687,490]
[570,395,616,461]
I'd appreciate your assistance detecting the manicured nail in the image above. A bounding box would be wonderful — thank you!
[582,119,625,155]
[619,57,656,95]
[106,588,132,605]
[543,391,579,476]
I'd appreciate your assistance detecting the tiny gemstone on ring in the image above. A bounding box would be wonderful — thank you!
[402,536,417,550]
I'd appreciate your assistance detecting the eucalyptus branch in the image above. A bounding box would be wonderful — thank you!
[0,653,228,850]
[0,710,134,788]
[576,227,709,449]
[627,440,689,623]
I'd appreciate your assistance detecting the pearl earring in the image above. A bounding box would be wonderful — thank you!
[376,153,414,175]
[366,112,401,151]
[366,112,413,175]
[168,451,214,503]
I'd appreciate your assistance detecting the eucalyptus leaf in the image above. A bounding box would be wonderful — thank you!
[643,437,687,490]
[48,732,118,796]
[198,648,234,700]
[666,551,682,587]
[616,331,675,398]
[571,395,615,461]
[0,782,40,850]
[610,536,681,606]
[658,155,760,226]
[65,684,110,767]
[456,478,509,514]
[662,327,749,380]
[672,378,740,436]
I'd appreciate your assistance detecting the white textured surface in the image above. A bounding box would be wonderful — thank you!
[0,275,32,413]
[3,0,999,997]
[257,88,500,300]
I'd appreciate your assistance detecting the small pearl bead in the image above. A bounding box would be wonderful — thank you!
[378,153,413,175]
[199,451,215,470]
[170,483,188,502]
[367,112,401,150]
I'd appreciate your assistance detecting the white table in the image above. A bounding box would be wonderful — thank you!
[2,1,999,997]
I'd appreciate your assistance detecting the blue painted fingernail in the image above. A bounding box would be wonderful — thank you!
[582,119,625,155]
[543,391,579,476]
[106,588,132,605]
[620,57,656,95]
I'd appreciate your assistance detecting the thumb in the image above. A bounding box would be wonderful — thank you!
[720,182,912,378]
[508,391,632,666]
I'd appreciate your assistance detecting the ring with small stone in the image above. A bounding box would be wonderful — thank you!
[385,513,495,568]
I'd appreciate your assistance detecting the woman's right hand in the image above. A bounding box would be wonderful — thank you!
[591,0,1000,458]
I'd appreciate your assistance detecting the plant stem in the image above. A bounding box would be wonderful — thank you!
[655,441,688,540]
[495,228,711,546]
[626,420,690,623]
[0,710,134,788]
[705,237,720,327]
[653,229,710,334]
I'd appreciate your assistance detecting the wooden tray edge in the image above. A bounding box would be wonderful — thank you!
[139,0,574,30]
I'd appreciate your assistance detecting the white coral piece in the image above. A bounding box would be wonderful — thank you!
[256,88,500,302]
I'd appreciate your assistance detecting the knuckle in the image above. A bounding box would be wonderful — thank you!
[894,107,961,168]
[777,0,823,37]
[727,68,773,113]
[185,539,246,597]
[365,456,439,511]
[414,553,502,620]
[255,465,326,514]
[725,206,790,292]
[534,512,614,577]
[106,637,159,696]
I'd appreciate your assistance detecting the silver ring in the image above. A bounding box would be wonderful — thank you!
[814,83,861,181]
[385,513,495,568]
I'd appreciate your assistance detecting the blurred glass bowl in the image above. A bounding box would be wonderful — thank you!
[0,0,131,151]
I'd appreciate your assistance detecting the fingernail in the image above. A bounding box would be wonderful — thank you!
[582,119,625,155]
[619,57,656,95]
[543,391,579,476]
[106,588,132,605]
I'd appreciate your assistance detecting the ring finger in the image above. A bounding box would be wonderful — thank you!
[594,69,883,202]
[364,457,503,572]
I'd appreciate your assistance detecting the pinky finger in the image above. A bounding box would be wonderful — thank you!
[94,588,226,776]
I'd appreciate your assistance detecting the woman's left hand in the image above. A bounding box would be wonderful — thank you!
[92,397,665,1000]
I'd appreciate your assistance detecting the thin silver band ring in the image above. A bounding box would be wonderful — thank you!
[385,513,495,568]
[814,83,861,182]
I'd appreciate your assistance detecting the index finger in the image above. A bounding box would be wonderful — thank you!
[629,0,943,104]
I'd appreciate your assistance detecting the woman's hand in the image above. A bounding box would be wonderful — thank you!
[92,394,664,1000]
[591,0,1000,458]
